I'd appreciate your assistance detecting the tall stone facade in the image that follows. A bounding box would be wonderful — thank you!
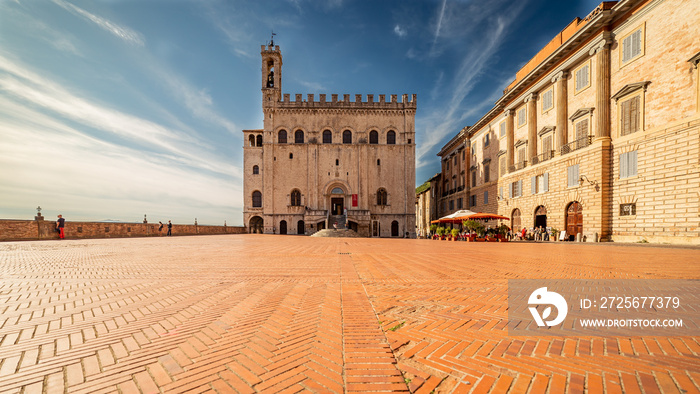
[243,44,417,237]
[434,0,699,244]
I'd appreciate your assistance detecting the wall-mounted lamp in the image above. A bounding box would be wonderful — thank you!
[579,175,600,191]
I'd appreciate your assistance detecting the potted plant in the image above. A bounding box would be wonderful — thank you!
[430,224,438,239]
[497,224,510,242]
[436,226,445,240]
[462,219,484,241]
[551,228,560,241]
[451,228,460,241]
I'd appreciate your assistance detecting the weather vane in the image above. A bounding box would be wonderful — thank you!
[270,31,276,46]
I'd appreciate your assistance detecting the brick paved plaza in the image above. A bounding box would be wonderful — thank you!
[0,235,698,393]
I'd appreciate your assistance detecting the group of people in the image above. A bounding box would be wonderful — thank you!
[511,226,551,241]
[54,215,174,239]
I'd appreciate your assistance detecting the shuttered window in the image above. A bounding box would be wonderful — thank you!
[620,95,640,136]
[499,156,506,176]
[517,147,527,166]
[575,63,590,92]
[542,89,553,112]
[531,176,537,195]
[620,151,638,179]
[499,186,504,199]
[575,119,589,140]
[499,122,506,137]
[512,180,522,198]
[567,164,579,187]
[484,164,490,183]
[542,135,552,158]
[517,108,527,127]
[622,28,643,63]
[543,173,549,192]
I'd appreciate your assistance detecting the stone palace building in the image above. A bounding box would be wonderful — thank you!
[243,44,417,237]
[418,0,699,244]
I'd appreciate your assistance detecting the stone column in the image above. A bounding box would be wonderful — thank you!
[505,109,515,171]
[590,39,611,139]
[552,71,568,154]
[525,93,538,162]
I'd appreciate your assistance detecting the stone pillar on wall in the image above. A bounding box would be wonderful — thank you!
[552,71,569,154]
[590,38,611,139]
[505,109,515,171]
[525,93,538,162]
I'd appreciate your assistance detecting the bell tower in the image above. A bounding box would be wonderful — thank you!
[261,41,282,108]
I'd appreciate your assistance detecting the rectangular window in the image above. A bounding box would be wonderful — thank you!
[541,88,553,113]
[499,122,506,137]
[471,144,476,156]
[512,180,522,198]
[471,170,477,186]
[575,61,590,93]
[449,200,454,211]
[499,186,504,199]
[620,151,638,179]
[470,195,477,207]
[575,119,589,141]
[446,161,450,170]
[517,147,527,167]
[499,156,506,176]
[454,156,458,165]
[484,134,490,147]
[621,27,643,64]
[531,176,536,195]
[484,164,490,183]
[484,191,488,205]
[458,198,463,209]
[620,95,641,136]
[542,135,552,157]
[620,203,636,216]
[567,164,580,187]
[517,107,527,127]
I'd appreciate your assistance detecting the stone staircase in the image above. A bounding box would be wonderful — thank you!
[310,229,362,238]
[328,215,346,229]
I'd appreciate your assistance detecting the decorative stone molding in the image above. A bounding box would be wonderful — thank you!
[611,81,651,102]
[551,70,569,83]
[482,158,491,164]
[504,109,514,117]
[688,51,700,69]
[588,38,609,56]
[538,126,555,136]
[514,139,528,148]
[569,107,595,122]
[497,149,507,157]
[524,93,538,103]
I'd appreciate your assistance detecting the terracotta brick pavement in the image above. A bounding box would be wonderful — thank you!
[0,235,698,393]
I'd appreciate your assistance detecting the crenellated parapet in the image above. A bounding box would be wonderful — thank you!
[276,93,417,109]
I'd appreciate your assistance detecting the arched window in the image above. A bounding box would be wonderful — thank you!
[331,187,344,194]
[343,130,352,144]
[248,135,255,146]
[256,134,263,147]
[369,130,378,144]
[323,130,332,144]
[253,165,259,174]
[377,159,381,166]
[252,191,262,208]
[377,188,388,206]
[289,153,293,159]
[291,190,301,206]
[387,130,396,145]
[295,130,304,144]
[278,130,287,144]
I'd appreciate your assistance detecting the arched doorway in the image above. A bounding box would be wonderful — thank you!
[534,206,547,229]
[566,202,583,241]
[249,216,263,234]
[297,220,305,235]
[317,221,326,230]
[511,209,522,231]
[280,220,287,235]
[391,221,399,237]
[330,187,345,216]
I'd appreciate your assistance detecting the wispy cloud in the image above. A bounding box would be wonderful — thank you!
[394,24,407,38]
[51,0,145,47]
[298,80,325,92]
[430,0,447,55]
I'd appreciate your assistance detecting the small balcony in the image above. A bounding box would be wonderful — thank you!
[531,150,555,165]
[509,160,527,173]
[561,136,592,156]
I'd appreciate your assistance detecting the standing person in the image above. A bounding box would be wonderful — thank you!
[167,220,172,236]
[521,227,527,241]
[56,214,65,239]
[158,221,164,235]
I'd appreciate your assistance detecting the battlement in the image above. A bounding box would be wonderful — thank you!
[275,93,417,109]
[261,44,280,53]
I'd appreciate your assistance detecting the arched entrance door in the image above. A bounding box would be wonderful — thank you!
[280,220,287,235]
[330,187,345,216]
[511,209,522,231]
[534,206,547,229]
[566,202,583,241]
[297,220,305,235]
[249,216,263,234]
[391,221,399,237]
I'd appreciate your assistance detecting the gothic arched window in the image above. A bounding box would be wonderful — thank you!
[343,130,352,144]
[295,130,304,144]
[369,130,378,144]
[278,130,287,144]
[252,191,262,208]
[249,135,255,146]
[323,130,332,144]
[290,189,301,206]
[387,130,396,145]
[377,188,388,206]
[253,165,259,175]
[256,134,263,147]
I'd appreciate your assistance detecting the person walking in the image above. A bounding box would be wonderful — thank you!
[56,214,65,239]
[158,221,164,235]
[167,220,172,236]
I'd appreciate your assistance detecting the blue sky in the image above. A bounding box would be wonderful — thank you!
[0,0,601,225]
